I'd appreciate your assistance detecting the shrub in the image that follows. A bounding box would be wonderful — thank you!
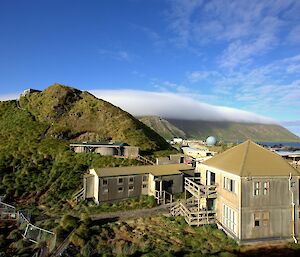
[70,233,85,248]
[59,214,79,231]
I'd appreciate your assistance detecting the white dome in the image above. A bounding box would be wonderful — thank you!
[206,136,217,146]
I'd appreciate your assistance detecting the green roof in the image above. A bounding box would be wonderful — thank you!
[202,140,300,177]
[92,164,193,177]
[70,141,126,147]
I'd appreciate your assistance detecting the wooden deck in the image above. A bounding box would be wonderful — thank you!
[184,177,217,199]
[170,177,217,226]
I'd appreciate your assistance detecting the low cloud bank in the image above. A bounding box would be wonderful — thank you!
[91,89,276,124]
[0,93,19,101]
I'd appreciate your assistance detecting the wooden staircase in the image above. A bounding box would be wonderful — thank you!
[154,190,173,205]
[72,188,85,203]
[137,155,155,165]
[170,199,216,226]
[169,177,217,226]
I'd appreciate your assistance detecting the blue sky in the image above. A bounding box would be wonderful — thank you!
[0,0,300,136]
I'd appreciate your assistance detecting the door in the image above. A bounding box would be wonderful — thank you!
[163,180,173,193]
[206,170,216,185]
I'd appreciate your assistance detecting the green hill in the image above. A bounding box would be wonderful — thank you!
[19,84,169,151]
[139,116,186,140]
[0,84,170,208]
[139,116,299,142]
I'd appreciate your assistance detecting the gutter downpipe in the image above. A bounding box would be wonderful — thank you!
[289,173,298,243]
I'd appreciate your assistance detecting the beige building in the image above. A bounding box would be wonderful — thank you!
[171,140,300,243]
[70,142,139,158]
[182,146,216,159]
[82,164,194,204]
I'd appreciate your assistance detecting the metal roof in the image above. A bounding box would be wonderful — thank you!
[91,164,193,177]
[202,140,300,177]
[275,151,300,157]
[70,141,126,147]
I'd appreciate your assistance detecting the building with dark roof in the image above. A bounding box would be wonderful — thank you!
[83,164,194,204]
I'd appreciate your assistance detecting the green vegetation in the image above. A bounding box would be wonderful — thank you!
[0,85,171,255]
[139,116,186,140]
[19,84,170,151]
[57,215,240,257]
[73,195,157,215]
[167,119,300,142]
[139,116,300,142]
[0,84,173,208]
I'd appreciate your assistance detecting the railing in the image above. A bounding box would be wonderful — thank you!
[137,155,155,165]
[154,190,173,205]
[0,195,6,202]
[0,199,56,253]
[184,177,217,198]
[170,201,216,226]
[72,188,85,202]
[0,201,18,221]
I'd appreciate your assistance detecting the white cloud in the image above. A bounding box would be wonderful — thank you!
[219,33,277,68]
[187,71,210,82]
[167,0,300,68]
[186,53,300,114]
[98,49,133,61]
[287,24,300,44]
[90,89,276,124]
[0,93,19,101]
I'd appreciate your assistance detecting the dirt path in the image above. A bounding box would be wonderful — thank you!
[89,203,173,221]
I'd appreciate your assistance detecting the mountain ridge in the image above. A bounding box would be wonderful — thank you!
[139,115,300,142]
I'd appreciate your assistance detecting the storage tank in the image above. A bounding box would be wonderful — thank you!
[95,147,117,156]
[206,136,217,146]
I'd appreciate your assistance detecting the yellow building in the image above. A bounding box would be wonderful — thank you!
[172,140,300,243]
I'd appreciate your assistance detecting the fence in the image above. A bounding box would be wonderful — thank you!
[0,198,57,253]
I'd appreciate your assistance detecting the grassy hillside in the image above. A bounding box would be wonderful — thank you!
[139,116,186,140]
[146,117,299,142]
[0,84,172,209]
[0,100,142,208]
[19,84,170,151]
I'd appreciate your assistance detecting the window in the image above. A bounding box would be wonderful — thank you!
[143,175,148,182]
[103,188,108,194]
[254,213,260,227]
[254,212,269,227]
[224,177,235,193]
[118,178,124,185]
[118,187,123,193]
[222,204,237,234]
[254,181,260,196]
[129,185,134,191]
[102,179,108,186]
[129,177,134,184]
[142,184,147,189]
[263,181,269,195]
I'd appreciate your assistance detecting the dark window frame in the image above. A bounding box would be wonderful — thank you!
[118,177,124,185]
[102,178,108,186]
